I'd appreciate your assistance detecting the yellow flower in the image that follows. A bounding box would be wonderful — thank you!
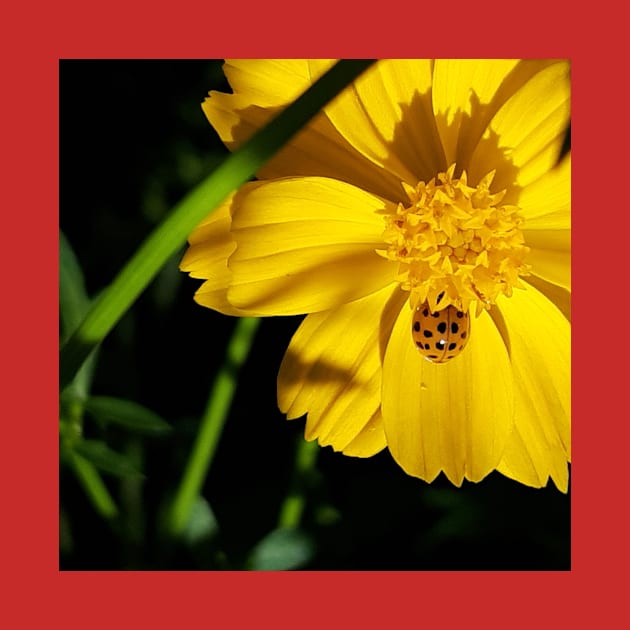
[181,60,571,491]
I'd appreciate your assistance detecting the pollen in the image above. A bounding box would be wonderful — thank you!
[377,164,530,314]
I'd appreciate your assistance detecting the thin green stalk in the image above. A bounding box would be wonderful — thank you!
[68,452,119,520]
[167,316,261,537]
[277,437,319,529]
[59,59,375,390]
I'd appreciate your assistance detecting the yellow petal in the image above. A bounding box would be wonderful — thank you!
[494,285,571,491]
[314,59,442,184]
[179,188,259,316]
[524,275,571,322]
[522,228,571,290]
[223,59,332,107]
[518,153,571,227]
[382,303,514,486]
[340,410,386,457]
[496,423,568,491]
[227,177,398,315]
[478,61,570,190]
[277,284,406,455]
[432,59,520,168]
[203,59,406,201]
[203,60,332,146]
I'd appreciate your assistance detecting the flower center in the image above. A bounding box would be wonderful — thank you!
[377,164,530,314]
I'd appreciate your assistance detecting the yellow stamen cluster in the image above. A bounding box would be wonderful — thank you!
[377,164,530,314]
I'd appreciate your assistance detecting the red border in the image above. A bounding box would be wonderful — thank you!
[4,0,625,627]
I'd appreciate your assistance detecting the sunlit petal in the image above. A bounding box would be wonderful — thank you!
[180,188,257,316]
[519,154,571,226]
[523,229,571,290]
[433,59,519,168]
[494,285,571,491]
[524,275,571,322]
[203,59,406,201]
[226,177,397,315]
[278,284,406,454]
[312,59,443,184]
[475,61,570,191]
[382,304,514,486]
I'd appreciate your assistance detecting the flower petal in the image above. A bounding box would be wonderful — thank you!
[432,59,518,168]
[202,60,332,146]
[524,275,571,322]
[432,60,562,177]
[179,188,258,316]
[518,153,571,227]
[222,59,331,107]
[340,411,386,457]
[312,59,444,184]
[522,229,571,290]
[518,154,571,289]
[475,61,570,191]
[203,59,406,201]
[227,177,398,315]
[382,303,514,486]
[494,285,571,491]
[278,284,406,455]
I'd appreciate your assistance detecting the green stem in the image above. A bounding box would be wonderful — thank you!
[59,59,375,390]
[277,437,319,529]
[167,316,261,537]
[69,452,119,520]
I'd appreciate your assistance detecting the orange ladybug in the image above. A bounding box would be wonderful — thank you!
[411,303,470,363]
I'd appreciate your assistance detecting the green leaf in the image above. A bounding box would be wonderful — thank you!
[59,231,100,398]
[73,439,144,479]
[59,230,90,339]
[247,528,315,571]
[84,395,171,435]
[66,452,119,519]
[182,496,219,546]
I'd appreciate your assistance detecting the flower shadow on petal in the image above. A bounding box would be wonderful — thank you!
[226,103,409,202]
[279,346,369,390]
[278,284,405,397]
[278,340,383,450]
[222,88,522,206]
[378,286,410,363]
[487,304,512,359]
[226,247,396,316]
[394,90,522,202]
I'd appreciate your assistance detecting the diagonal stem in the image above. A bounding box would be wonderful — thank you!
[59,59,375,390]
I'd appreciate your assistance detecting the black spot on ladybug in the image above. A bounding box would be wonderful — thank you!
[422,308,429,317]
[424,343,430,350]
[431,312,440,318]
[415,341,424,349]
[423,330,433,338]
[448,342,457,350]
[428,355,438,359]
[451,322,459,334]
[436,340,446,350]
[456,311,463,318]
[413,321,420,332]
[461,331,467,339]
[437,322,447,334]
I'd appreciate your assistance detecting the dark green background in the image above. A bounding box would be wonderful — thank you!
[59,60,570,570]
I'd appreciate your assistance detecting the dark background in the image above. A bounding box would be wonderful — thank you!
[59,60,570,570]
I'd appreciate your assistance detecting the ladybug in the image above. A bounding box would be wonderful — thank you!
[411,303,470,363]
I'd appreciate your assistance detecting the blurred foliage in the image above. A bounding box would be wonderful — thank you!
[59,60,570,570]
